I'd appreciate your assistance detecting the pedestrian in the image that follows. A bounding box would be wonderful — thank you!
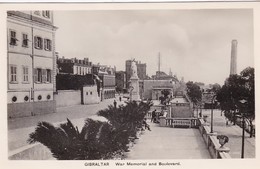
[119,96,122,102]
[143,118,151,131]
[113,100,117,108]
[226,118,229,126]
[151,109,156,123]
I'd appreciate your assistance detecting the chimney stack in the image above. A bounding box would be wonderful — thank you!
[230,40,238,75]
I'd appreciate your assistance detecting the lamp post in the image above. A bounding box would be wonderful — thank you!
[199,104,202,118]
[210,95,217,133]
[239,99,247,159]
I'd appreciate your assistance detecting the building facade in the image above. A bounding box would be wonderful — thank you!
[92,64,116,100]
[57,56,92,75]
[125,60,147,89]
[115,71,126,93]
[142,80,174,100]
[7,10,57,118]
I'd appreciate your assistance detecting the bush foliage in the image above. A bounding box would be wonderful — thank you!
[28,100,153,160]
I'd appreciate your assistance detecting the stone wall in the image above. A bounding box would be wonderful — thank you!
[171,105,193,118]
[54,90,81,107]
[8,100,56,118]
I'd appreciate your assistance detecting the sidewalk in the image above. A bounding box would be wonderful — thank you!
[126,122,211,159]
[202,109,255,158]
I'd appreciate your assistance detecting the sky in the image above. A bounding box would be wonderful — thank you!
[54,9,254,85]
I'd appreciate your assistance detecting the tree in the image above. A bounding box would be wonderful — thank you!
[211,83,221,93]
[159,89,171,105]
[217,67,255,137]
[186,81,202,106]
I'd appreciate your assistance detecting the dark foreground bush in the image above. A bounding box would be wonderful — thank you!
[97,100,153,143]
[28,100,153,160]
[28,118,130,160]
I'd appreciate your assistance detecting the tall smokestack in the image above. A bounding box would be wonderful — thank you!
[230,40,238,75]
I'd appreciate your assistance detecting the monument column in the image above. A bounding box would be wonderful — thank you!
[129,60,140,101]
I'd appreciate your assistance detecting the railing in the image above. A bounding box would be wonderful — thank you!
[198,118,231,159]
[164,118,198,128]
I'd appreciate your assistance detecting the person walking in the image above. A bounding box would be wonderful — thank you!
[113,100,117,108]
[151,109,156,123]
[119,96,122,102]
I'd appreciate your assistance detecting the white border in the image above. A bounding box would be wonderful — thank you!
[0,2,259,169]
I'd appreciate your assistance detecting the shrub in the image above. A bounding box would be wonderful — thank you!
[27,100,153,160]
[28,118,129,160]
[97,100,153,149]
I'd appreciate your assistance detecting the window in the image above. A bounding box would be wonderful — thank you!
[42,11,50,18]
[86,92,88,95]
[34,68,42,82]
[22,33,29,47]
[78,67,81,75]
[34,36,43,49]
[10,30,17,45]
[22,66,29,82]
[81,67,84,75]
[44,39,52,51]
[24,96,29,101]
[38,95,42,100]
[42,69,47,82]
[12,96,17,102]
[90,91,92,95]
[34,69,52,83]
[74,66,78,74]
[10,65,17,83]
[46,69,52,83]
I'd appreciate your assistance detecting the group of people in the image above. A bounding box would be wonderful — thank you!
[151,109,167,123]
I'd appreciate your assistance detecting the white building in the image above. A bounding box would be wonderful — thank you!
[7,11,58,118]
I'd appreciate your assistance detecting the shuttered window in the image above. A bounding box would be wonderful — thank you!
[22,33,28,47]
[10,65,17,82]
[22,66,29,82]
[34,68,42,83]
[44,39,52,51]
[10,30,17,45]
[34,36,43,49]
[42,69,47,82]
[47,69,52,83]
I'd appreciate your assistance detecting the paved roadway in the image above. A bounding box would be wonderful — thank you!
[126,122,211,159]
[201,109,255,158]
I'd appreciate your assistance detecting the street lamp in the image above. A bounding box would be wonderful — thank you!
[210,95,217,133]
[239,99,247,159]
